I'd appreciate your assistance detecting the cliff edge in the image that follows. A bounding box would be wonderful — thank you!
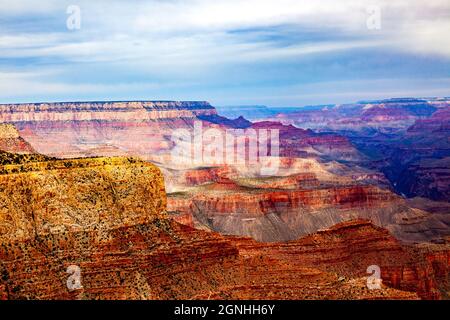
[0,124,35,154]
[0,157,166,242]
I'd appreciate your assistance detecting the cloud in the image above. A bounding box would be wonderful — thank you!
[2,0,450,61]
[209,78,450,106]
[0,70,167,101]
[0,0,449,104]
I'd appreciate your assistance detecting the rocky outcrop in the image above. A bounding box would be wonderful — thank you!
[237,220,449,300]
[0,157,166,242]
[1,215,447,299]
[197,114,252,128]
[168,176,448,243]
[252,121,363,161]
[0,124,35,154]
[0,154,446,300]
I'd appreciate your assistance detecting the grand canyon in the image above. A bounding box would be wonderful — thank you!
[0,98,448,300]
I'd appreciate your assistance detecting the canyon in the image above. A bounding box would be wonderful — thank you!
[263,98,450,202]
[167,162,448,243]
[0,99,448,300]
[0,100,448,244]
[0,152,447,300]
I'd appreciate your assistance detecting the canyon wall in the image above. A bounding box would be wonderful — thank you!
[0,101,216,159]
[0,153,447,300]
[169,178,448,243]
[0,124,35,154]
[1,101,447,247]
[0,157,166,243]
[0,101,363,163]
[0,101,216,122]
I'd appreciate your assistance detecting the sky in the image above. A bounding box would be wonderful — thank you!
[0,0,449,107]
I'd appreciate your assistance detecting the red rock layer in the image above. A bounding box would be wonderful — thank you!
[251,121,362,161]
[187,184,397,215]
[1,218,448,300]
[0,103,363,164]
[236,220,450,300]
[0,124,35,154]
[0,155,441,300]
[184,166,237,186]
[168,174,448,243]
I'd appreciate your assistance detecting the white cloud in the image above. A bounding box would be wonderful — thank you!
[0,71,165,100]
[1,0,449,63]
[0,0,449,104]
[0,0,62,16]
[210,78,450,106]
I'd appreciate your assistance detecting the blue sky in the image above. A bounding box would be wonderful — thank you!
[0,0,449,106]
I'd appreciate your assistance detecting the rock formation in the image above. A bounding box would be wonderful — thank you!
[349,106,450,202]
[0,124,35,154]
[272,98,441,132]
[268,99,450,202]
[0,154,447,300]
[0,156,166,243]
[0,101,216,159]
[236,220,449,300]
[0,101,363,164]
[168,173,448,243]
[0,101,216,122]
[1,102,447,246]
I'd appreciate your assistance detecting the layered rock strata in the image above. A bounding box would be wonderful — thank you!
[0,101,216,122]
[0,157,166,242]
[0,124,35,154]
[169,179,448,243]
[0,155,447,299]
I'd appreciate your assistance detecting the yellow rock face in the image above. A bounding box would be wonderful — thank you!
[0,157,167,242]
[0,124,20,139]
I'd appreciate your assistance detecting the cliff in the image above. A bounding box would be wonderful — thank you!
[271,99,438,132]
[0,124,35,154]
[168,172,448,243]
[252,121,363,161]
[237,220,449,300]
[0,157,166,242]
[0,155,447,300]
[352,106,450,202]
[0,101,216,122]
[1,216,446,299]
[0,101,217,159]
[407,107,450,134]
